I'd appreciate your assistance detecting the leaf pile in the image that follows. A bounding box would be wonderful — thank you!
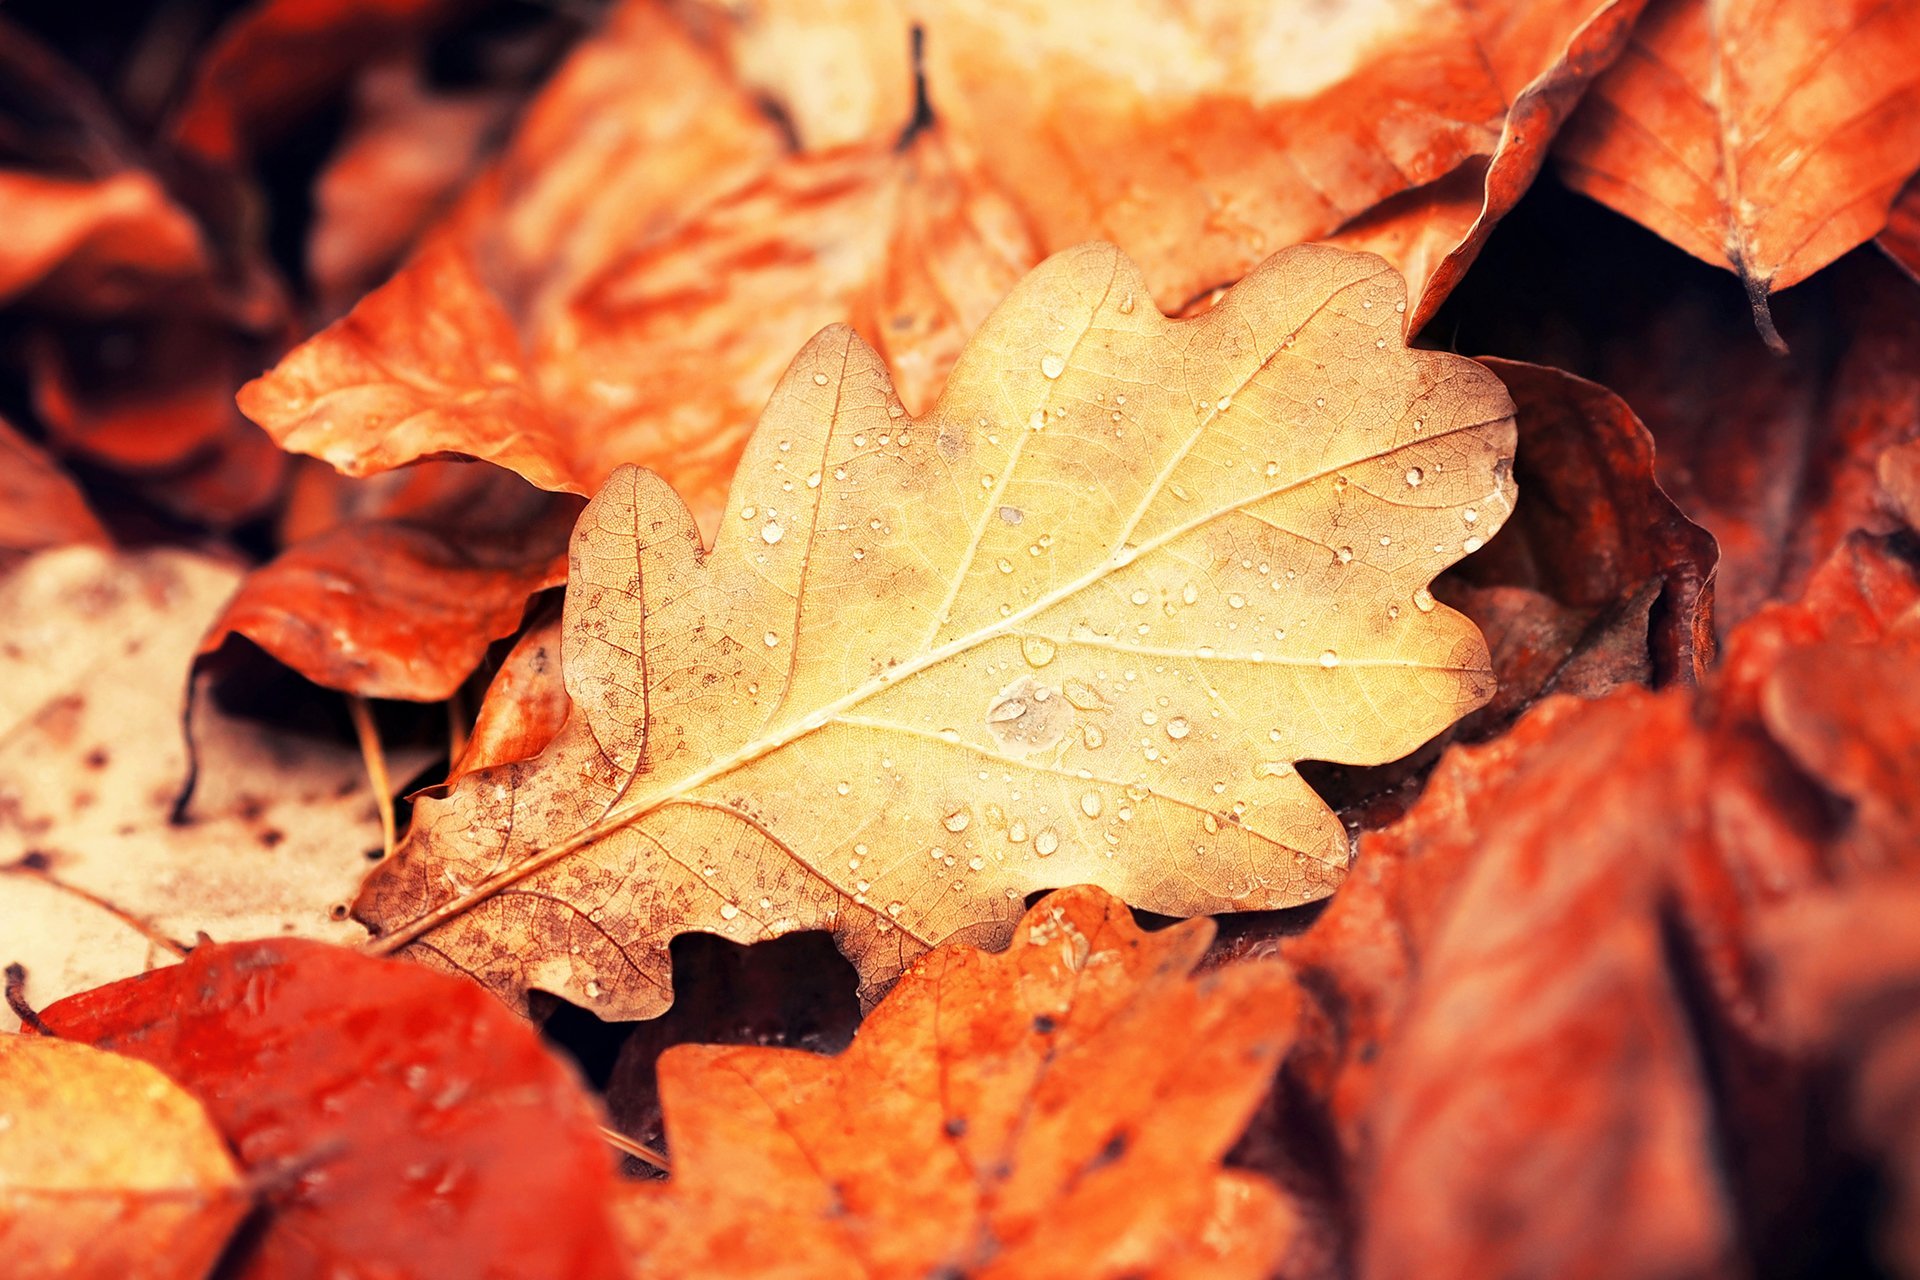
[4,2,1920,1278]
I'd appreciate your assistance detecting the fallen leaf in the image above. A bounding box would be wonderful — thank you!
[37,938,630,1280]
[0,170,209,314]
[0,547,416,1027]
[201,463,577,701]
[915,0,1647,325]
[168,0,465,166]
[308,57,517,315]
[355,241,1514,1019]
[0,415,107,570]
[1447,357,1717,708]
[445,598,569,780]
[1555,0,1920,337]
[622,884,1300,1280]
[673,0,917,151]
[0,1035,248,1280]
[242,80,1028,537]
[1340,693,1738,1280]
[238,0,1618,538]
[1761,880,1920,1276]
[1432,186,1920,629]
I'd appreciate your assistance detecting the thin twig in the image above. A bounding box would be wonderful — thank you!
[347,696,397,860]
[5,963,55,1035]
[599,1124,670,1173]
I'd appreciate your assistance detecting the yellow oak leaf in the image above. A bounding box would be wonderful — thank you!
[358,241,1516,1019]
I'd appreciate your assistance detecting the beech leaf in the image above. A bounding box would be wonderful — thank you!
[358,241,1515,1018]
[622,884,1300,1279]
[1555,0,1920,336]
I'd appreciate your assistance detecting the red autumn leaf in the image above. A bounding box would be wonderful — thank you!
[37,938,630,1280]
[168,0,468,167]
[1555,0,1920,339]
[1761,880,1920,1275]
[201,462,576,701]
[0,415,107,570]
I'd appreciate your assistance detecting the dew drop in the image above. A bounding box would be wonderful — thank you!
[1041,354,1066,379]
[719,902,740,920]
[1119,292,1135,314]
[1080,791,1103,817]
[1319,649,1341,668]
[763,631,780,647]
[1082,724,1105,750]
[1336,546,1354,564]
[585,980,602,999]
[997,557,1014,574]
[1130,589,1150,606]
[969,856,986,871]
[887,901,904,918]
[1405,467,1423,487]
[761,520,784,545]
[740,505,757,520]
[1463,507,1479,525]
[1007,818,1029,843]
[812,372,829,386]
[1228,593,1246,609]
[1020,635,1057,667]
[1034,828,1059,856]
[836,781,850,795]
[1414,586,1437,612]
[1182,582,1199,605]
[1463,535,1485,553]
[1166,717,1190,740]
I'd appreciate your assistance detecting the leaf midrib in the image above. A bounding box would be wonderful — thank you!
[374,379,1508,953]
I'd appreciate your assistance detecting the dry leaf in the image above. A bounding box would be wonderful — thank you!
[1761,881,1920,1275]
[0,547,414,1027]
[0,171,209,314]
[622,884,1300,1279]
[0,1036,248,1280]
[355,241,1514,1019]
[239,0,1612,538]
[201,463,577,701]
[37,938,630,1280]
[915,0,1646,325]
[0,415,107,570]
[1556,0,1920,336]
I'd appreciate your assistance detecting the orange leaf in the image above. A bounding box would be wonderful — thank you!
[1556,0,1920,337]
[623,884,1300,1280]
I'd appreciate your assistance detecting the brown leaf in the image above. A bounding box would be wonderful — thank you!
[622,884,1300,1280]
[0,1036,248,1280]
[1556,0,1920,335]
[202,463,576,701]
[0,548,418,1026]
[353,242,1515,1019]
[38,938,630,1280]
[1442,357,1717,723]
[0,415,107,570]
